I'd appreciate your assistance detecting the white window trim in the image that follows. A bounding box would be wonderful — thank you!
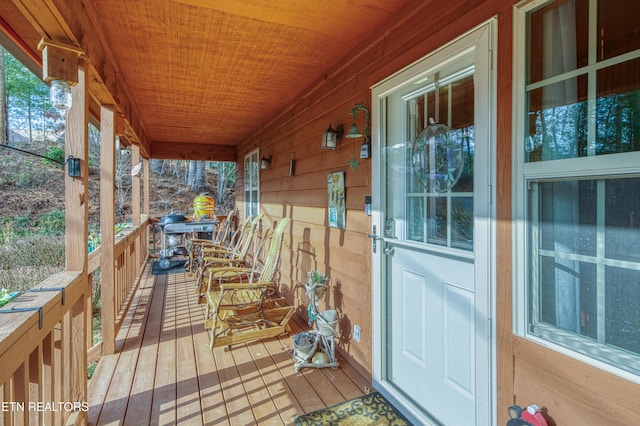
[243,148,260,219]
[512,0,640,383]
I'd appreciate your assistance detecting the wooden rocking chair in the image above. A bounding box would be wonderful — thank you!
[194,214,262,297]
[204,217,294,349]
[187,210,235,273]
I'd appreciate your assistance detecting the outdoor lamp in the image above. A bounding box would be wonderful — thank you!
[346,103,371,158]
[37,38,83,110]
[50,80,72,110]
[321,124,344,150]
[260,156,272,170]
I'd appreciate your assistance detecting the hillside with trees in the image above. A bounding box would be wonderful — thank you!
[0,47,236,295]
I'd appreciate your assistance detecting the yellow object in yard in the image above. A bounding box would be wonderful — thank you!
[193,193,214,220]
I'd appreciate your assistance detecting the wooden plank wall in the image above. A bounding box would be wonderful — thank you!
[236,0,640,425]
[235,0,515,386]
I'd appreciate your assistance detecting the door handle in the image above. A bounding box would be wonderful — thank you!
[368,225,381,253]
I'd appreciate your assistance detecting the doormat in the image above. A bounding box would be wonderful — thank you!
[294,392,412,426]
[151,260,186,275]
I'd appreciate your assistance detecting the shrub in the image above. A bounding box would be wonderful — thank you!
[43,146,65,166]
[38,210,65,235]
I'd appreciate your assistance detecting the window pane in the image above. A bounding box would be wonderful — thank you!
[538,256,597,336]
[539,180,597,256]
[407,196,425,242]
[605,266,640,354]
[598,0,640,61]
[452,127,474,193]
[596,58,640,155]
[526,75,589,162]
[528,0,589,84]
[605,177,640,262]
[452,197,473,250]
[244,160,250,190]
[426,197,446,246]
[530,177,640,372]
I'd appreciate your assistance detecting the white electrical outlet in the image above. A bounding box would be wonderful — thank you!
[353,324,361,342]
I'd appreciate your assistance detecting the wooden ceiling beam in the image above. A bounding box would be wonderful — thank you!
[150,142,237,162]
[8,0,152,158]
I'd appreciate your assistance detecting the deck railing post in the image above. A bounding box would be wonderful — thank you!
[64,58,89,418]
[100,105,117,355]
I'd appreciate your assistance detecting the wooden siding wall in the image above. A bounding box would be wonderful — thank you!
[237,0,640,425]
[235,0,514,391]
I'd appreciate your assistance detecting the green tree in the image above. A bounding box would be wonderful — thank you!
[213,161,236,207]
[4,51,63,143]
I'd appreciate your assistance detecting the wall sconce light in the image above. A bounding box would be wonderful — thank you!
[66,155,81,179]
[260,155,272,170]
[321,123,344,150]
[346,102,371,159]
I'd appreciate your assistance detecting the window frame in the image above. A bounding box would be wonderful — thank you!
[513,0,640,382]
[243,149,260,219]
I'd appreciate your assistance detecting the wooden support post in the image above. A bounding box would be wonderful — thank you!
[144,159,150,217]
[132,144,141,227]
[144,159,150,258]
[131,145,142,272]
[64,65,88,272]
[70,296,87,424]
[64,59,88,421]
[100,105,116,355]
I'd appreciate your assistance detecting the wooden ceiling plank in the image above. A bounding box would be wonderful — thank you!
[150,142,237,162]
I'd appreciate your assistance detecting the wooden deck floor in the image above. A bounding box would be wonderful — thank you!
[88,264,371,425]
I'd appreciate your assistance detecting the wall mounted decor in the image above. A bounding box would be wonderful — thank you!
[327,172,345,229]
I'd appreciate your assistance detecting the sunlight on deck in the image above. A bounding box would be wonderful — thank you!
[87,264,370,425]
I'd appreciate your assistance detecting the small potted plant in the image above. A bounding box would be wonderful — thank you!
[306,270,329,299]
[292,331,316,361]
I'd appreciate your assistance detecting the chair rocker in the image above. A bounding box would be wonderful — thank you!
[204,217,293,349]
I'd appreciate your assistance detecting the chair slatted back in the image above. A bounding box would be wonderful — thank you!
[256,217,291,283]
[212,211,235,246]
[234,213,263,260]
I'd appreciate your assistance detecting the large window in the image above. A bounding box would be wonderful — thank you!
[243,149,259,219]
[515,0,640,377]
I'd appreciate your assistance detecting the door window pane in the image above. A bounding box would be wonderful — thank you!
[426,196,447,246]
[403,74,474,251]
[407,196,425,242]
[451,197,473,250]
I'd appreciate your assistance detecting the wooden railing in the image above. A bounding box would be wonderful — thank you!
[0,271,88,425]
[87,220,150,361]
[112,221,149,335]
[0,220,151,425]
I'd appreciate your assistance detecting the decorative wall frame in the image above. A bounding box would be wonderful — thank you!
[327,172,345,229]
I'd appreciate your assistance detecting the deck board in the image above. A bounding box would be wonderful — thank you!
[88,264,371,425]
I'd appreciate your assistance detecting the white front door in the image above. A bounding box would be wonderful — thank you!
[371,22,495,425]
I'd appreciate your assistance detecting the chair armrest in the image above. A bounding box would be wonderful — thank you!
[203,256,242,264]
[190,238,213,244]
[220,282,273,290]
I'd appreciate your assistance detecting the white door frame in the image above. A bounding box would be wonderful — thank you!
[370,19,497,425]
